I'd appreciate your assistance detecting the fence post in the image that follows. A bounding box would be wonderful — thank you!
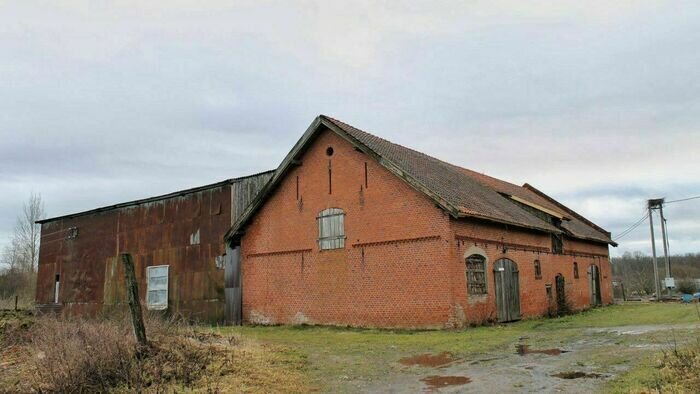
[14,295,18,311]
[120,253,148,348]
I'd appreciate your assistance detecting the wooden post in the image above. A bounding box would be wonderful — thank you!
[14,295,18,311]
[120,253,147,347]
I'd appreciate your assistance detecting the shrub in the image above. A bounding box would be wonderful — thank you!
[676,279,698,295]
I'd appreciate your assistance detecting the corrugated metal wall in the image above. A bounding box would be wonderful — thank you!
[36,172,273,323]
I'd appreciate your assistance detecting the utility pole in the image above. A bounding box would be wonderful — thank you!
[658,202,673,295]
[648,199,662,300]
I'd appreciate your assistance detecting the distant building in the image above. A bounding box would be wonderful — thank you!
[37,116,616,328]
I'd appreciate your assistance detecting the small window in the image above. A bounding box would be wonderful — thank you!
[66,227,79,239]
[534,260,542,280]
[147,265,169,310]
[54,274,60,304]
[546,284,553,299]
[573,262,579,279]
[318,208,345,250]
[551,234,563,254]
[466,254,487,295]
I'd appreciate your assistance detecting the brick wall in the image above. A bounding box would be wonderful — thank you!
[450,219,612,326]
[240,127,613,328]
[241,128,454,328]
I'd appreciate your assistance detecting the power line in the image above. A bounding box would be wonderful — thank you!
[613,211,649,241]
[665,195,700,204]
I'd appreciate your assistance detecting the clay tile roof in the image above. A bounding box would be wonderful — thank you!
[322,116,614,245]
[226,115,614,245]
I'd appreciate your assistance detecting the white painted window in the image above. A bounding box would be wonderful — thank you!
[147,265,169,310]
[317,208,345,250]
[54,274,60,303]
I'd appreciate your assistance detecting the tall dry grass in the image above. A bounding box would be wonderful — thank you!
[2,313,223,393]
[649,304,700,393]
[1,312,314,393]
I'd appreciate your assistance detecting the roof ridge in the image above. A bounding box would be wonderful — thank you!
[226,115,614,245]
[321,115,446,160]
[321,115,478,173]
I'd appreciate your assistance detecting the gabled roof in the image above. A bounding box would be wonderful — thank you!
[225,116,615,245]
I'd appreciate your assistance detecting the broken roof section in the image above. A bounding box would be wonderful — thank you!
[37,170,275,224]
[225,115,615,245]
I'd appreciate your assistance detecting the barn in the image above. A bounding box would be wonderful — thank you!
[224,115,616,328]
[36,115,616,328]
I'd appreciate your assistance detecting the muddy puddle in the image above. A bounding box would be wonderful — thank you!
[399,352,459,368]
[552,371,604,379]
[516,344,569,356]
[420,375,471,391]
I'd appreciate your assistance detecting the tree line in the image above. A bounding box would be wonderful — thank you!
[611,251,700,296]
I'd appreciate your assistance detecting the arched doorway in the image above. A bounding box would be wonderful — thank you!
[588,264,602,306]
[494,258,521,322]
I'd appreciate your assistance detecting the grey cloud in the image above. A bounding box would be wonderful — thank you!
[1,2,699,258]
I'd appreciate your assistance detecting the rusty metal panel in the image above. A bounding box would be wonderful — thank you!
[36,179,251,322]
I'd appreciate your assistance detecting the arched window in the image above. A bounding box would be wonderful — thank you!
[573,262,579,279]
[317,208,345,250]
[534,260,542,280]
[466,254,487,295]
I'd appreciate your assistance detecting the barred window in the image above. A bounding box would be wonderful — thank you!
[534,260,542,280]
[147,265,169,310]
[466,254,487,295]
[573,262,579,279]
[318,208,345,250]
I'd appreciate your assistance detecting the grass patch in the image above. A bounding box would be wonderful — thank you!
[534,303,699,329]
[215,303,699,392]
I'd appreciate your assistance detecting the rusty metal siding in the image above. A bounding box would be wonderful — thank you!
[37,184,230,321]
[36,172,273,322]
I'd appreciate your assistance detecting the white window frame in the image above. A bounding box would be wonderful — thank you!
[317,208,346,250]
[146,265,169,310]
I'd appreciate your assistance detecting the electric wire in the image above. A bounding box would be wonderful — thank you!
[613,211,649,241]
[665,195,700,204]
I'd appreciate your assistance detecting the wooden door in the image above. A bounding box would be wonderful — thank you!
[494,259,521,322]
[589,265,602,306]
[555,274,567,313]
[224,244,242,325]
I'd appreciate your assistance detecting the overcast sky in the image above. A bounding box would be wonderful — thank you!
[1,1,699,258]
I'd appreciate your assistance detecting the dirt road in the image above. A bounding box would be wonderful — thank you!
[362,323,699,393]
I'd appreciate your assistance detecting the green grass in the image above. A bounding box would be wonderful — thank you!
[211,303,699,392]
[604,356,663,394]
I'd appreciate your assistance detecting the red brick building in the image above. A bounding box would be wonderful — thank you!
[36,115,615,328]
[226,116,616,328]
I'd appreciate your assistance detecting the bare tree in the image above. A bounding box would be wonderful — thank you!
[13,193,45,273]
[0,193,46,303]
